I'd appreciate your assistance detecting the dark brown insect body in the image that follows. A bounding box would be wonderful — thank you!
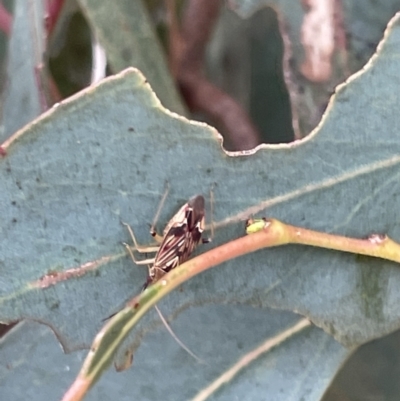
[145,195,206,287]
[117,194,208,361]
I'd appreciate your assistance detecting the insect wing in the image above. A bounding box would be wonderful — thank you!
[149,195,205,282]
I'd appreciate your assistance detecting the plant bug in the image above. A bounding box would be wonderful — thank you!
[122,188,210,362]
[123,193,209,289]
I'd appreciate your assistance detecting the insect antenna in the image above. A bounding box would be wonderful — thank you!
[150,182,170,241]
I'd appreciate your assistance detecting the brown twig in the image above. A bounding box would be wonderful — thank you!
[45,0,66,36]
[0,2,12,35]
[164,0,183,78]
[300,0,335,82]
[333,0,350,77]
[169,0,262,151]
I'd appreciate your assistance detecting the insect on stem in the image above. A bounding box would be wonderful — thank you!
[122,188,210,362]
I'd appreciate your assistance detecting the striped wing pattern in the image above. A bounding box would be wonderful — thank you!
[148,195,205,284]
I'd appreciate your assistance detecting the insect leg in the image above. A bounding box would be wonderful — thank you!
[154,305,204,364]
[122,222,159,254]
[123,241,156,265]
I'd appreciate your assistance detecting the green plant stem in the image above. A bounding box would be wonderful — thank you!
[257,218,400,263]
[62,218,400,401]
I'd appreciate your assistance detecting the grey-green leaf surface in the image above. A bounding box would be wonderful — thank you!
[1,10,400,400]
[0,311,348,401]
[77,0,186,115]
[0,0,44,142]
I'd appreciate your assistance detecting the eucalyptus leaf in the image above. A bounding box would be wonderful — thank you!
[1,10,400,401]
[0,0,44,142]
[77,0,186,115]
[0,311,348,401]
